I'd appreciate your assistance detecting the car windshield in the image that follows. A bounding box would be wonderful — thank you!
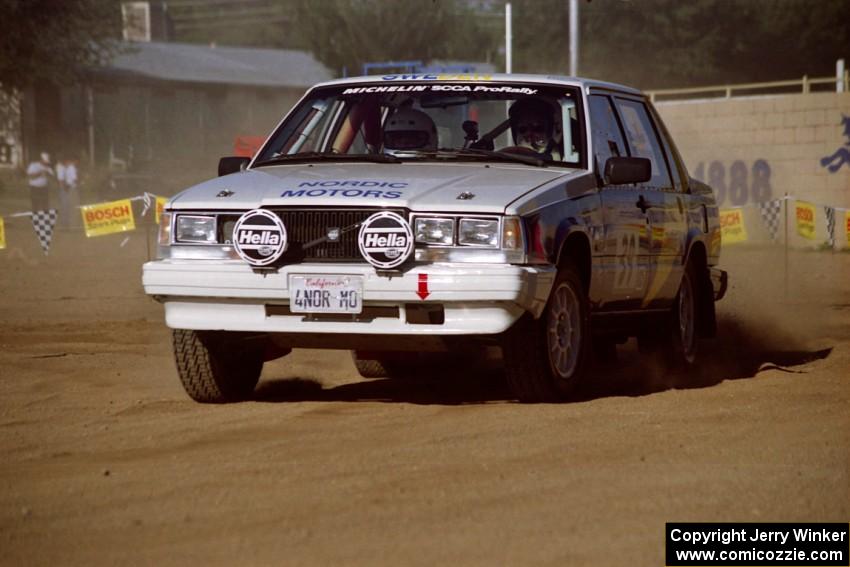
[253,82,584,168]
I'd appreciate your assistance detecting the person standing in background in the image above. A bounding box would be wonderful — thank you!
[26,151,54,212]
[56,156,79,228]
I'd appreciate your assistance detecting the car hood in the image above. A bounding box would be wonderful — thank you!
[169,162,582,213]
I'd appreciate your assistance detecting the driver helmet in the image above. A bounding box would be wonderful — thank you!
[383,108,438,152]
[509,98,555,153]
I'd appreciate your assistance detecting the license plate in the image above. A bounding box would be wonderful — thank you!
[289,275,363,314]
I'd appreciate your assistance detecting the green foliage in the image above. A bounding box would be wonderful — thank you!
[289,0,496,76]
[511,0,850,89]
[0,0,122,93]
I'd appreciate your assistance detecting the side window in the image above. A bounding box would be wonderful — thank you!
[648,102,689,193]
[615,98,673,191]
[588,95,627,174]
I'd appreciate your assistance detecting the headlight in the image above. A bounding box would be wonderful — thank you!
[175,215,216,243]
[415,217,454,245]
[458,218,499,247]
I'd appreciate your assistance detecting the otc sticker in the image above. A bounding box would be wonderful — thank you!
[233,209,288,266]
[358,211,413,269]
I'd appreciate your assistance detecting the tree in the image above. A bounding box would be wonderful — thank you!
[509,0,850,90]
[0,0,121,94]
[290,0,496,76]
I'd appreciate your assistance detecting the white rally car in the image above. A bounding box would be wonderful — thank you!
[143,73,727,403]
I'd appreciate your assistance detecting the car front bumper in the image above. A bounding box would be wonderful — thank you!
[142,260,556,336]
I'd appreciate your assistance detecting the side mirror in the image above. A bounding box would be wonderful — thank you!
[604,156,651,185]
[218,156,250,177]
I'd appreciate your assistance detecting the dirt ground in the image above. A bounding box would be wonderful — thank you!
[1,215,848,566]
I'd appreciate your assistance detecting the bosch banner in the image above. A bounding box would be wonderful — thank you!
[155,196,168,224]
[795,201,816,240]
[719,208,748,244]
[81,199,136,237]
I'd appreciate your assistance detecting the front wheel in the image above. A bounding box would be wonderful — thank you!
[173,329,264,403]
[502,264,590,402]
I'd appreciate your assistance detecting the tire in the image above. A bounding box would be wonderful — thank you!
[351,351,391,378]
[172,329,264,403]
[502,264,590,402]
[636,262,700,371]
[669,263,699,368]
[350,351,410,379]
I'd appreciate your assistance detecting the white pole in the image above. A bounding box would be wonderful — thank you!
[569,0,579,76]
[570,0,578,77]
[837,58,846,93]
[86,85,95,168]
[505,3,512,74]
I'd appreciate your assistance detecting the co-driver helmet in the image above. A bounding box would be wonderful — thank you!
[509,98,556,152]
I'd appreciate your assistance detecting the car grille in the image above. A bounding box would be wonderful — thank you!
[270,208,405,262]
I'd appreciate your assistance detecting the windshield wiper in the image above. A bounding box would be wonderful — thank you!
[397,148,547,167]
[450,148,547,167]
[252,152,401,167]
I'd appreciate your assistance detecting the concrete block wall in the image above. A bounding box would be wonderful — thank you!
[656,92,850,209]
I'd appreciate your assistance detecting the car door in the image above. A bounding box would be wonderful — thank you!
[588,93,649,310]
[612,96,686,309]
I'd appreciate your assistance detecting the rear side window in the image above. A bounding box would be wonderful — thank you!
[648,103,689,193]
[615,98,673,191]
[588,95,627,174]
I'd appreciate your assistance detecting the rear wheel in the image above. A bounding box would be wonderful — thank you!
[503,264,590,402]
[637,262,700,370]
[173,329,264,403]
[352,351,398,379]
[670,264,698,368]
[351,350,417,379]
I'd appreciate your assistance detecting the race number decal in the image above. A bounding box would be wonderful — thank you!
[614,231,639,291]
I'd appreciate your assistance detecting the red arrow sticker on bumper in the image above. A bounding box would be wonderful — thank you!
[416,273,430,300]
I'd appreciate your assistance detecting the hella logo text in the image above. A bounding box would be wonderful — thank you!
[363,233,408,248]
[238,230,281,245]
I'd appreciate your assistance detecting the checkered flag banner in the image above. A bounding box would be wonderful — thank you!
[825,206,836,247]
[758,199,783,241]
[30,209,58,256]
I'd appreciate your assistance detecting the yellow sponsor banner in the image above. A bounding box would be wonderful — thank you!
[795,200,816,240]
[81,199,136,237]
[155,196,168,224]
[0,216,5,249]
[719,208,748,244]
